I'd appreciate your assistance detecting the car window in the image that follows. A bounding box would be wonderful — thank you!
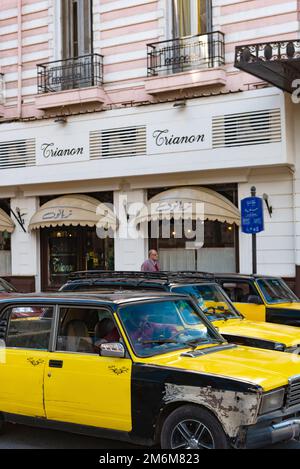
[118,299,222,358]
[256,278,299,304]
[220,281,258,303]
[5,306,53,350]
[172,284,241,321]
[56,307,121,354]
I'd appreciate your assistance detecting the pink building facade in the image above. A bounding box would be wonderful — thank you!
[0,0,300,292]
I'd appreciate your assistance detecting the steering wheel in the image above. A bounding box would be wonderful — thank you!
[168,329,203,343]
[202,306,216,314]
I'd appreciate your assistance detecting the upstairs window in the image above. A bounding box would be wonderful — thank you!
[62,0,93,58]
[172,0,212,37]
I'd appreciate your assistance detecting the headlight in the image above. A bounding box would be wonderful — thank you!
[285,345,300,354]
[273,342,285,352]
[259,388,285,415]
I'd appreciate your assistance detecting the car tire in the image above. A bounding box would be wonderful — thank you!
[160,405,229,449]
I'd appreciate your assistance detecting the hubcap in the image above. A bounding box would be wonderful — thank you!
[170,419,215,450]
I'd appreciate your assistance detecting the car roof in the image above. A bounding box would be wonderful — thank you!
[0,291,186,306]
[64,270,215,287]
[214,273,278,280]
[64,278,216,287]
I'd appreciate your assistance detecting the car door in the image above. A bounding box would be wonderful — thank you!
[44,305,132,431]
[0,304,54,417]
[220,280,266,321]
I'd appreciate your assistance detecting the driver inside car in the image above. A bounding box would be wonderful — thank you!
[125,311,178,348]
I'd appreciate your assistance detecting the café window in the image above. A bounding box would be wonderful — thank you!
[41,226,114,291]
[171,0,212,37]
[0,200,12,275]
[149,185,238,273]
[0,232,11,275]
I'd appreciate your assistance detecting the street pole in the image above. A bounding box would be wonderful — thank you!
[251,186,257,275]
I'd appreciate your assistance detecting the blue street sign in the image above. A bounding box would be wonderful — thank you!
[241,196,264,234]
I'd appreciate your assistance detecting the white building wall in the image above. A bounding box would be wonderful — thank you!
[239,168,294,277]
[114,189,148,270]
[10,196,39,286]
[292,103,300,272]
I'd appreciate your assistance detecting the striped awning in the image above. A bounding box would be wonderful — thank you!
[133,187,241,226]
[0,209,15,233]
[28,194,118,231]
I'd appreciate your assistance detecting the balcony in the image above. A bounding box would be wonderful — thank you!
[145,31,226,95]
[235,40,300,93]
[35,54,106,111]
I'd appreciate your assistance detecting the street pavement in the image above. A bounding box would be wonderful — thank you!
[0,423,299,449]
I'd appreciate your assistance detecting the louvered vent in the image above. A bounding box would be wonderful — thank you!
[90,126,146,159]
[212,109,281,148]
[0,138,35,169]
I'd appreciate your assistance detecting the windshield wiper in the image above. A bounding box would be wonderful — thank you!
[203,307,233,321]
[141,338,221,350]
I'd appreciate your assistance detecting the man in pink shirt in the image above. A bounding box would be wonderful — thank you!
[141,249,160,272]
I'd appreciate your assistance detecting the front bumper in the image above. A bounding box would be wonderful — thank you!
[245,418,300,448]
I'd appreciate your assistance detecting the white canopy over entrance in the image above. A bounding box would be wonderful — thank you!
[0,209,15,233]
[28,194,118,231]
[133,186,240,225]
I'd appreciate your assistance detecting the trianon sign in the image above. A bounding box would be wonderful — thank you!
[147,119,212,155]
[36,131,89,166]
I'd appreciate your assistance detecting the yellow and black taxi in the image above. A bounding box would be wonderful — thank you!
[215,274,300,327]
[2,291,300,449]
[61,271,300,354]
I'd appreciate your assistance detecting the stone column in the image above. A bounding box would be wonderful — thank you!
[10,196,39,291]
[113,189,148,271]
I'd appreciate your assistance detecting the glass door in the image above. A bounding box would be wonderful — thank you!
[171,0,212,72]
[41,226,114,290]
[61,0,93,90]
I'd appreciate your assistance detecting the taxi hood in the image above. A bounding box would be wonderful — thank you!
[267,302,300,310]
[215,319,300,347]
[146,344,300,392]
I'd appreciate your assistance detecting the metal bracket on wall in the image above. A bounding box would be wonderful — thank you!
[10,207,27,233]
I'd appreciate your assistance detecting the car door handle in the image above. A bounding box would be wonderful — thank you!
[49,360,63,368]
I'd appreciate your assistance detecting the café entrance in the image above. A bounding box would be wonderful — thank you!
[28,193,116,291]
[40,226,114,290]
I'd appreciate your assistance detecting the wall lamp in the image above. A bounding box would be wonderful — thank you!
[173,100,186,108]
[54,116,68,124]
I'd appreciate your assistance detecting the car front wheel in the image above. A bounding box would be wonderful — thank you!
[160,405,229,449]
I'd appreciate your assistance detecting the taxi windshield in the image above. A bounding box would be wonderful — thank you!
[257,278,299,304]
[171,284,242,321]
[118,299,223,358]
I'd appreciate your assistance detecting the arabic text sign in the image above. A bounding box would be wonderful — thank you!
[241,197,264,234]
[42,208,73,222]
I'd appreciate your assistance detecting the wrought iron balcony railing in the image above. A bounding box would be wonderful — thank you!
[235,40,300,93]
[37,54,104,94]
[147,31,225,77]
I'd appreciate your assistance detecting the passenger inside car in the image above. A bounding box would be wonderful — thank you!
[57,307,121,354]
[222,282,258,303]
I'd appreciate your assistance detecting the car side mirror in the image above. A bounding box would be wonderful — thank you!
[99,342,125,358]
[247,295,263,305]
